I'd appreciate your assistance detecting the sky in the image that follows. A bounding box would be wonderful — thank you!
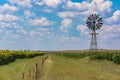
[0,0,120,50]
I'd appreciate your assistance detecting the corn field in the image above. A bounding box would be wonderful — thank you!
[0,50,44,65]
[54,50,120,64]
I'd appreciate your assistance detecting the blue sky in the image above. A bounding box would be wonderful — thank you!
[0,0,120,50]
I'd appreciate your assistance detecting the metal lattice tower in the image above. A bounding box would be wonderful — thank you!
[86,14,103,51]
[90,31,98,50]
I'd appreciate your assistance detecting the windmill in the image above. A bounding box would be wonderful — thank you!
[86,14,103,51]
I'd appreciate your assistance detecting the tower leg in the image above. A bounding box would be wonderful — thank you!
[90,31,98,51]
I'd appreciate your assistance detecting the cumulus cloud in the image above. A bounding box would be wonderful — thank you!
[29,17,54,26]
[99,24,120,40]
[42,8,53,13]
[60,18,72,30]
[12,23,28,35]
[90,0,112,13]
[0,21,28,38]
[0,21,11,28]
[12,23,23,29]
[24,10,35,18]
[59,36,79,42]
[63,0,88,11]
[0,14,19,22]
[77,24,89,35]
[106,10,120,24]
[35,0,112,15]
[29,27,54,40]
[8,0,32,8]
[36,0,61,8]
[16,29,28,35]
[62,0,112,17]
[57,11,89,20]
[57,0,112,19]
[30,28,49,35]
[0,21,25,40]
[57,11,80,18]
[0,3,18,14]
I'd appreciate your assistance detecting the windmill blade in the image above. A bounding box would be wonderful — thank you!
[96,14,99,19]
[87,23,92,28]
[86,19,92,22]
[88,17,92,20]
[98,19,103,22]
[93,14,96,19]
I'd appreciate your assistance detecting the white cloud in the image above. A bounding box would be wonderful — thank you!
[8,0,32,8]
[0,22,28,36]
[24,10,35,18]
[0,22,27,35]
[12,23,28,35]
[57,11,91,20]
[0,14,19,22]
[0,3,18,14]
[63,0,112,16]
[16,29,28,35]
[12,23,23,29]
[106,10,120,24]
[5,30,20,40]
[60,18,72,31]
[0,29,20,40]
[77,25,88,35]
[59,36,79,42]
[0,22,28,35]
[35,0,112,15]
[57,11,80,18]
[29,17,54,26]
[36,0,61,8]
[63,0,88,11]
[30,28,49,36]
[99,24,120,40]
[29,27,54,39]
[42,9,52,13]
[0,21,11,28]
[90,0,112,13]
[13,23,26,35]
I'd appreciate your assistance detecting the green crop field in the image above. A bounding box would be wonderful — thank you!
[0,50,45,80]
[0,50,44,65]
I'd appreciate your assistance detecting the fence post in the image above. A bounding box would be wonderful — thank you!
[32,68,34,80]
[22,73,24,80]
[26,73,28,80]
[22,57,46,80]
[42,58,44,65]
[36,63,38,80]
[29,70,31,80]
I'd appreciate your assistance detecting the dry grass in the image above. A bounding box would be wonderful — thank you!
[40,56,53,80]
[47,55,120,80]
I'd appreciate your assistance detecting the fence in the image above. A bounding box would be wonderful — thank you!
[22,55,49,80]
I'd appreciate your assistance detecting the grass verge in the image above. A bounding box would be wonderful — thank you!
[48,54,120,80]
[0,55,44,80]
